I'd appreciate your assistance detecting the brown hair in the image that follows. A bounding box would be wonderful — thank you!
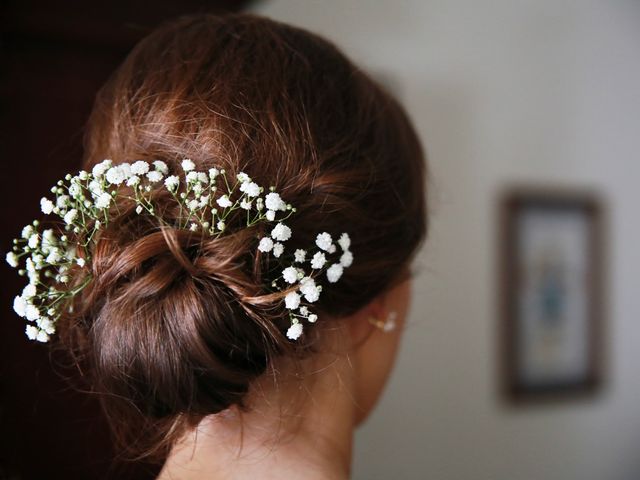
[61,12,428,463]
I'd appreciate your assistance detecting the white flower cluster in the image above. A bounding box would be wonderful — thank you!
[5,158,354,343]
[259,228,353,340]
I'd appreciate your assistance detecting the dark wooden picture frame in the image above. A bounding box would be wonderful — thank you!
[499,187,606,402]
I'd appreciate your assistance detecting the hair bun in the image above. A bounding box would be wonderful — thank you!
[80,219,282,425]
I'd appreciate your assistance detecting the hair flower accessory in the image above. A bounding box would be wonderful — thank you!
[5,159,354,343]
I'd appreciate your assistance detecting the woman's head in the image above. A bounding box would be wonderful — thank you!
[65,12,427,461]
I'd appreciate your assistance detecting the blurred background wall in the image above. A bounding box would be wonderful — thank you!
[250,1,640,479]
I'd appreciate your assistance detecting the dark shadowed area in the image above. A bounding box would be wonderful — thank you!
[0,2,256,479]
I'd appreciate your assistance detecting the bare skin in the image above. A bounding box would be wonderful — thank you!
[157,273,412,480]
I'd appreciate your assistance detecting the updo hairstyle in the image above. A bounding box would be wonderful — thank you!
[60,13,428,461]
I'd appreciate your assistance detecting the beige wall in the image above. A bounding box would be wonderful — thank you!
[251,1,640,479]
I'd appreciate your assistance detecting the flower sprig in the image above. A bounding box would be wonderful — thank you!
[260,229,353,340]
[5,158,354,343]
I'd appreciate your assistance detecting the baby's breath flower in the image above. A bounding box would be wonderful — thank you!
[287,322,303,340]
[285,291,301,310]
[189,222,198,231]
[95,193,112,210]
[25,325,38,340]
[237,172,251,183]
[240,181,260,197]
[56,195,70,209]
[32,254,44,268]
[265,192,286,211]
[88,180,103,198]
[258,237,273,252]
[92,159,112,177]
[63,209,78,225]
[315,232,333,251]
[76,257,86,267]
[340,250,353,268]
[326,263,344,283]
[186,171,198,183]
[272,242,284,258]
[310,251,326,270]
[28,233,39,249]
[25,304,40,321]
[45,248,61,264]
[40,197,54,214]
[187,199,199,211]
[338,233,351,251]
[135,205,143,214]
[106,166,126,185]
[294,249,306,263]
[21,225,34,239]
[164,175,179,191]
[126,175,140,186]
[197,172,208,184]
[35,330,50,342]
[308,314,318,323]
[208,168,219,180]
[13,295,26,317]
[181,159,195,172]
[271,223,292,242]
[217,220,226,231]
[68,183,82,198]
[199,195,210,208]
[216,195,233,208]
[25,258,36,274]
[22,284,36,299]
[153,160,168,174]
[37,317,55,335]
[147,170,163,183]
[5,251,19,268]
[265,210,276,221]
[299,277,321,303]
[131,160,150,175]
[282,266,298,284]
[240,199,252,210]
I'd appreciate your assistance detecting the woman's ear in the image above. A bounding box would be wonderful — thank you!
[346,292,387,347]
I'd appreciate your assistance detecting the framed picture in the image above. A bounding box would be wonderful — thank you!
[499,187,606,402]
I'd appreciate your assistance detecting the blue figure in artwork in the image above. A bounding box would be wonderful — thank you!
[536,251,567,327]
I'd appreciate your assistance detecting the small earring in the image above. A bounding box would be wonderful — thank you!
[367,310,398,333]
